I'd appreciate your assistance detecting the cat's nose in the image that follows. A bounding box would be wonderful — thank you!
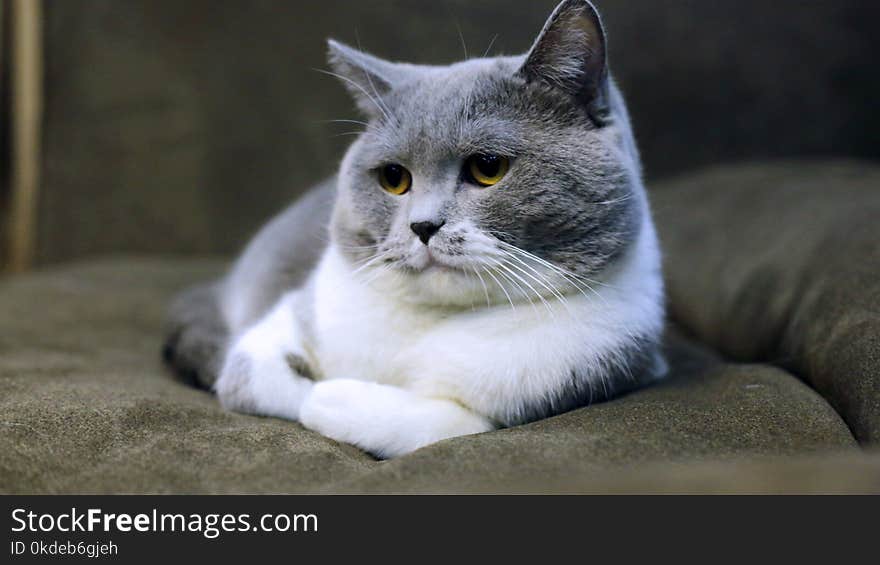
[410,221,445,245]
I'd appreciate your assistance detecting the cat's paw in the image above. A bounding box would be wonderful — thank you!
[300,379,494,458]
[299,379,372,447]
[215,351,259,413]
[215,348,313,420]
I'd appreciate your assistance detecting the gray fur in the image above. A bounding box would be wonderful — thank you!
[221,178,336,331]
[327,1,642,288]
[285,354,316,381]
[163,180,335,386]
[513,334,667,426]
[163,281,227,390]
[165,0,664,418]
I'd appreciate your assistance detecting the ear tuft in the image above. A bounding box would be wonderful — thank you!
[518,0,609,121]
[326,39,407,119]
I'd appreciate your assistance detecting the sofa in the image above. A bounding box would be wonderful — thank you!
[1,1,878,493]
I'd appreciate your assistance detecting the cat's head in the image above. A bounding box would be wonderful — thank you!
[328,0,645,307]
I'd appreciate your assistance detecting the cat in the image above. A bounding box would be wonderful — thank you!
[163,0,667,459]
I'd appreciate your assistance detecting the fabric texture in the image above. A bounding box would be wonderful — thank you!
[35,0,880,265]
[4,158,880,494]
[654,159,880,444]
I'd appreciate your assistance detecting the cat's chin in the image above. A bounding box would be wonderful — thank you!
[369,263,491,309]
[405,267,480,308]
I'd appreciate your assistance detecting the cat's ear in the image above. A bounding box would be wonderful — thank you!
[326,39,412,119]
[518,0,609,123]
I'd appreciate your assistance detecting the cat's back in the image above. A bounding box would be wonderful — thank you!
[222,177,337,333]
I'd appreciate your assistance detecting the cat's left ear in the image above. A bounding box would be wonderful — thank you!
[518,0,610,124]
[326,40,415,119]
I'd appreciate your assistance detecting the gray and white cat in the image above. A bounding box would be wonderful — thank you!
[164,0,666,459]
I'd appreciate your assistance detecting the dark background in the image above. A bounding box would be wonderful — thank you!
[34,0,880,265]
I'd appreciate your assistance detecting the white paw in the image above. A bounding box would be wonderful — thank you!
[299,379,372,446]
[215,351,257,412]
[215,348,313,420]
[300,379,494,459]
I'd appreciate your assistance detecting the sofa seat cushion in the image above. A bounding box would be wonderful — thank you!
[0,258,864,493]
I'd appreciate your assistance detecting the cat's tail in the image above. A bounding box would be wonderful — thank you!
[162,281,228,391]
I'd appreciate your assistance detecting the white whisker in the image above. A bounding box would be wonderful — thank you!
[483,268,516,312]
[456,23,469,59]
[497,249,570,308]
[482,34,499,58]
[352,251,391,275]
[496,261,555,317]
[314,68,395,125]
[471,266,492,309]
[321,119,371,127]
[503,246,600,302]
[493,239,614,304]
[356,33,398,125]
[493,265,541,316]
[331,131,369,138]
[592,194,634,206]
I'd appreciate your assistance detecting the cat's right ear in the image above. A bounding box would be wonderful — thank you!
[326,40,412,119]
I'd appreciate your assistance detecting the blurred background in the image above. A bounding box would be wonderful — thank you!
[1,0,879,272]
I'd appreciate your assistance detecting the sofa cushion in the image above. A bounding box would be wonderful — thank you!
[654,159,880,443]
[0,258,861,493]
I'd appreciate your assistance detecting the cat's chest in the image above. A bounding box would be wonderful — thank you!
[312,307,430,385]
[308,254,445,385]
[303,246,635,406]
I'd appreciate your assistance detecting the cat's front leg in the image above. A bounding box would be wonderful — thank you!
[216,291,314,421]
[299,379,494,458]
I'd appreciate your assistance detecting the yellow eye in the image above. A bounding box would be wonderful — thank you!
[466,154,510,187]
[378,164,412,195]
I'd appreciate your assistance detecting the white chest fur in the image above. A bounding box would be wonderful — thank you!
[308,224,664,424]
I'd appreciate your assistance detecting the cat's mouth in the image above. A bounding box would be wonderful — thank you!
[403,246,469,275]
[412,249,456,271]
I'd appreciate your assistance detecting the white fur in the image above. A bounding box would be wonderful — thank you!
[216,207,663,457]
[213,2,665,456]
[215,291,314,420]
[300,380,493,459]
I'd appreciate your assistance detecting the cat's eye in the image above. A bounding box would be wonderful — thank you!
[465,154,510,187]
[378,164,412,195]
